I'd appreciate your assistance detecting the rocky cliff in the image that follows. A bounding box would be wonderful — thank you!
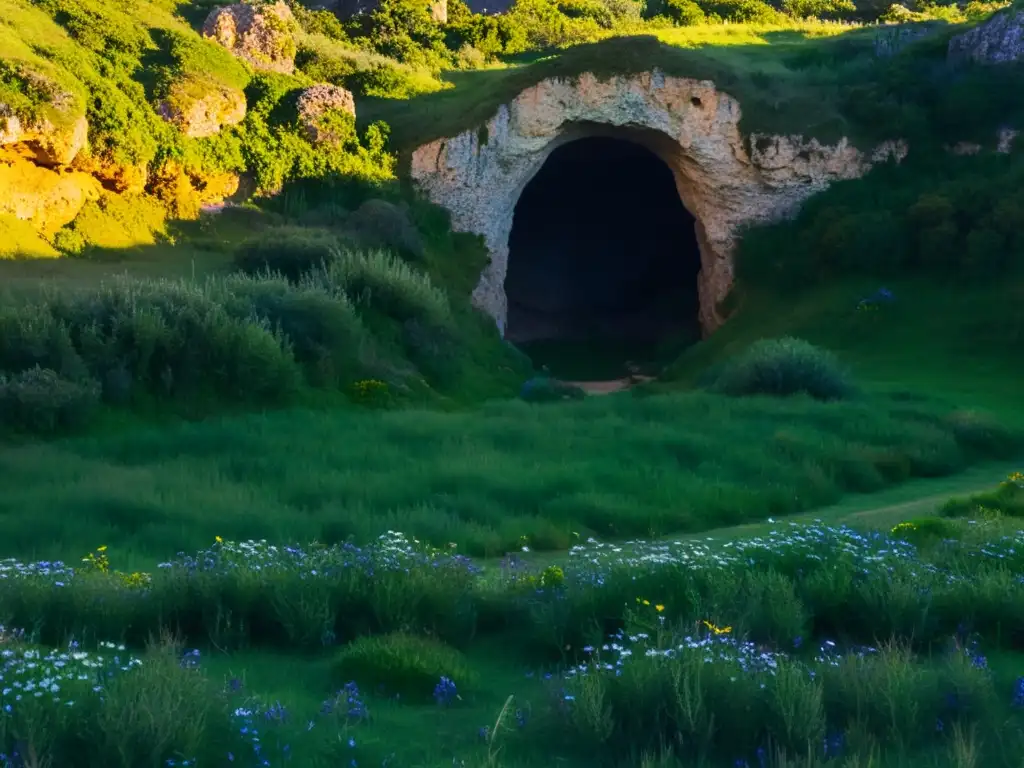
[410,70,907,336]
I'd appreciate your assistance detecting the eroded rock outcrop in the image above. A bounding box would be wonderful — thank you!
[296,84,356,145]
[157,77,248,139]
[410,70,906,335]
[203,1,298,74]
[0,153,101,235]
[949,6,1024,64]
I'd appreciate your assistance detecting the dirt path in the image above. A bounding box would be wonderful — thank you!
[477,459,1021,574]
[560,375,656,395]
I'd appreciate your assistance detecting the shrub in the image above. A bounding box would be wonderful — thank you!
[0,366,100,433]
[345,199,425,261]
[707,337,853,401]
[213,273,371,388]
[317,249,453,326]
[402,318,462,388]
[233,226,343,281]
[941,472,1024,519]
[332,632,476,700]
[659,0,707,24]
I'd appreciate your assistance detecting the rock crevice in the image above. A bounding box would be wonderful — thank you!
[410,70,906,336]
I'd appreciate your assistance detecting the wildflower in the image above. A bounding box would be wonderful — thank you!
[433,676,458,706]
[702,620,732,635]
[654,604,665,613]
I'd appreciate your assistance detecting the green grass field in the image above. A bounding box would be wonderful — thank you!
[4,0,1024,763]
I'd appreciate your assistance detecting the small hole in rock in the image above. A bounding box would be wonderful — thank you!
[690,97,702,107]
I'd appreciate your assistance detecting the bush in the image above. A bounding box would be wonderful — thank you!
[0,366,100,433]
[332,632,477,700]
[234,227,343,281]
[941,472,1024,519]
[707,337,853,401]
[658,0,707,24]
[317,249,453,326]
[214,273,370,388]
[345,199,425,261]
[402,318,462,388]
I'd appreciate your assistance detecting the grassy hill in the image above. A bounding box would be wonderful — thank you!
[2,0,1024,765]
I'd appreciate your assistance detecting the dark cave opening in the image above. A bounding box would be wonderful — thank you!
[504,135,702,378]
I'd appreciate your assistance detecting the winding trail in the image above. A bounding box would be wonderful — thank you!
[480,458,1022,573]
[559,375,656,395]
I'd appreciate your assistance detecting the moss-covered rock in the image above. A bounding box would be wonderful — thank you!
[148,161,241,219]
[156,75,248,139]
[0,213,60,259]
[0,153,101,236]
[296,83,356,145]
[202,1,300,75]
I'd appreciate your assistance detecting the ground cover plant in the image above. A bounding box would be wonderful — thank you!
[0,382,1018,564]
[1,473,1024,766]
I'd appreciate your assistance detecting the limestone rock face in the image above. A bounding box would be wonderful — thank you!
[0,109,89,167]
[70,151,149,195]
[0,153,101,235]
[949,7,1024,64]
[409,70,906,335]
[296,84,356,145]
[157,79,248,139]
[203,1,298,74]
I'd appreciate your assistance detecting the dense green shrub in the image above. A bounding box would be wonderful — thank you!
[0,366,101,433]
[941,471,1024,519]
[698,0,786,22]
[214,273,370,388]
[656,0,707,24]
[707,337,853,401]
[233,226,343,281]
[736,152,1024,290]
[345,198,425,261]
[319,249,453,326]
[332,632,476,700]
[401,317,462,388]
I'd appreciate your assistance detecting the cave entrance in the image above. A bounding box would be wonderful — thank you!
[504,134,702,381]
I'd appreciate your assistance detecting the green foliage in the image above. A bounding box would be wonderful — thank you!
[737,151,1024,290]
[333,632,476,699]
[657,0,707,24]
[345,199,425,261]
[941,471,1024,519]
[240,73,395,194]
[781,0,855,19]
[320,249,453,327]
[698,0,786,22]
[706,337,853,401]
[215,273,370,389]
[234,226,343,281]
[0,366,100,434]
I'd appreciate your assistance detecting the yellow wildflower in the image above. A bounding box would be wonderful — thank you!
[702,620,732,635]
[655,604,665,613]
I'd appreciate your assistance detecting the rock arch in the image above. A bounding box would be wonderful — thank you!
[410,70,905,337]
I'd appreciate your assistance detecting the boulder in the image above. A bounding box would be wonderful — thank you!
[0,110,89,167]
[296,83,356,145]
[0,152,101,236]
[70,151,149,195]
[202,1,298,74]
[148,161,241,219]
[156,77,248,139]
[949,7,1024,64]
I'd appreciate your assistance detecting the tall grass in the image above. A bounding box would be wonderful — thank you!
[0,388,1017,563]
[3,509,1024,766]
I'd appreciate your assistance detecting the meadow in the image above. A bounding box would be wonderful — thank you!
[3,0,1024,765]
[2,474,1024,767]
